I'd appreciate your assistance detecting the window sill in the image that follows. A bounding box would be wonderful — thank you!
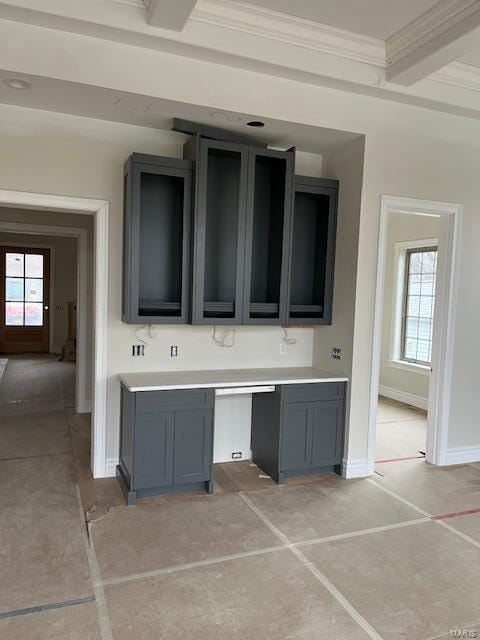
[387,359,431,376]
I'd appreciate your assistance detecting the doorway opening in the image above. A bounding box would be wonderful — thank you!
[375,232,439,464]
[368,196,462,473]
[0,191,109,478]
[0,221,91,468]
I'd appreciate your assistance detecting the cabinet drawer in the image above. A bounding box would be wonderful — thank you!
[136,388,214,412]
[282,382,344,403]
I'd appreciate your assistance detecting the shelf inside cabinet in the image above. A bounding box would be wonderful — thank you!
[249,302,280,318]
[289,304,324,318]
[139,301,182,317]
[204,301,235,318]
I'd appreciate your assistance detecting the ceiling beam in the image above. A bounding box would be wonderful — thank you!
[144,0,198,31]
[386,0,480,85]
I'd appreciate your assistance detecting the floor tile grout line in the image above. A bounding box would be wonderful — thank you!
[0,596,96,620]
[295,518,430,548]
[98,517,433,588]
[75,485,114,640]
[101,545,287,587]
[238,492,385,640]
[366,478,432,517]
[367,478,480,551]
[435,519,480,551]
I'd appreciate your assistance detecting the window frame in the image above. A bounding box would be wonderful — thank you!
[400,244,438,367]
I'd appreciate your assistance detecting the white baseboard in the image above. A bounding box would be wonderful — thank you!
[445,446,480,465]
[77,401,92,414]
[342,457,374,479]
[379,385,428,411]
[105,457,119,477]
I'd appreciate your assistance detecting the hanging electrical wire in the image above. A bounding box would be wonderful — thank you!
[135,324,154,345]
[282,327,297,345]
[212,326,236,348]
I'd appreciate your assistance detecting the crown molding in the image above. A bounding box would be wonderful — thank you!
[431,60,480,92]
[110,0,144,7]
[387,0,480,63]
[191,0,385,67]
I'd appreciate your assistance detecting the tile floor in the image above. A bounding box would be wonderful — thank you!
[375,396,427,461]
[1,357,480,640]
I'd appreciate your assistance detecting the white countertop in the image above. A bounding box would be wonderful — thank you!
[119,367,348,392]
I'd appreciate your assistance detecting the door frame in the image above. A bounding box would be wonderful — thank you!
[368,195,462,470]
[0,225,87,411]
[0,190,109,479]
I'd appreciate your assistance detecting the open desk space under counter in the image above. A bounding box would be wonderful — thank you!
[117,367,348,505]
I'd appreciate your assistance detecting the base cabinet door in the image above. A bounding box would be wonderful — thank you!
[133,411,174,489]
[281,402,314,471]
[173,409,213,484]
[311,401,344,468]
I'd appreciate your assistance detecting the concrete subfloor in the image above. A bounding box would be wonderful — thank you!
[1,356,480,639]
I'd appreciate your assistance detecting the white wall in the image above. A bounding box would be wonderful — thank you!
[378,213,443,407]
[313,136,365,466]
[1,45,480,470]
[0,105,318,466]
[0,208,94,405]
[0,230,77,353]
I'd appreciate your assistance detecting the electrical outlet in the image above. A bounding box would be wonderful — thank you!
[170,345,178,357]
[280,343,287,355]
[331,347,342,360]
[132,344,145,356]
[231,452,242,459]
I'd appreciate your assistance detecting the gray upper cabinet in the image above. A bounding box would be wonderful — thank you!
[122,153,193,324]
[122,145,338,327]
[186,137,294,325]
[287,176,338,325]
[243,147,294,325]
[187,137,249,325]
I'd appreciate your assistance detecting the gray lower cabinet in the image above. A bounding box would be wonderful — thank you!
[173,409,213,485]
[251,382,345,483]
[281,402,314,472]
[134,411,174,489]
[118,386,214,504]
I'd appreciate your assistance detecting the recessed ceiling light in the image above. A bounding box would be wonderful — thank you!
[3,78,32,90]
[247,120,265,128]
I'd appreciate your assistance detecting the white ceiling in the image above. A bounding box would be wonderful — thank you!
[246,0,439,40]
[0,70,361,154]
[459,50,480,68]
[1,0,480,126]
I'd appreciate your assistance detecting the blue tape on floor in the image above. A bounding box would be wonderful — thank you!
[0,595,96,620]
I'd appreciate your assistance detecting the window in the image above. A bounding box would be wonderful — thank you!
[401,246,437,366]
[5,252,44,326]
